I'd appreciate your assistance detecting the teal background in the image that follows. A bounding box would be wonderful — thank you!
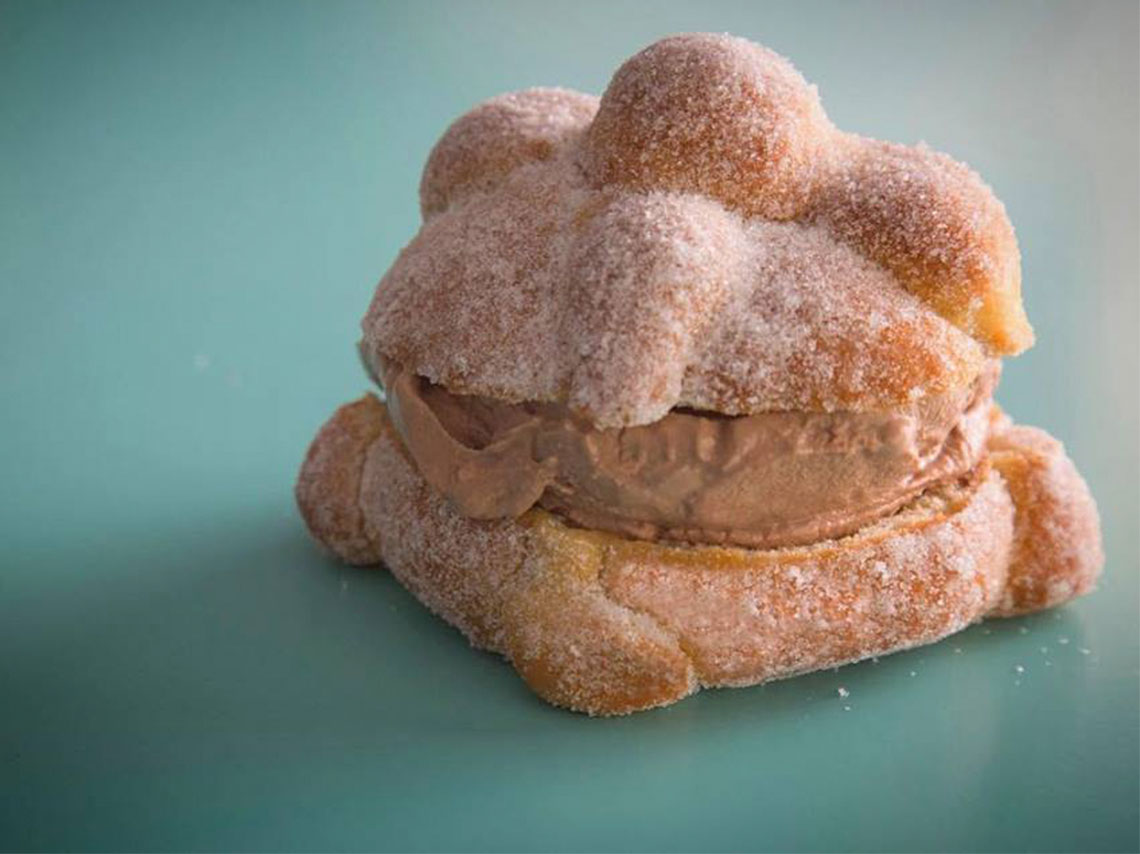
[2,1,1137,851]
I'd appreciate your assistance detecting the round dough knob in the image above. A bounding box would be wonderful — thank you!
[583,33,834,220]
[419,87,598,218]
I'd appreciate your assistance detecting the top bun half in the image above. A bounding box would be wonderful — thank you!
[362,33,1032,428]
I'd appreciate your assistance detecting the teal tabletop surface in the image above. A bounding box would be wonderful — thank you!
[2,1,1138,851]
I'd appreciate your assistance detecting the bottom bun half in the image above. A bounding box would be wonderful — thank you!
[297,395,1102,715]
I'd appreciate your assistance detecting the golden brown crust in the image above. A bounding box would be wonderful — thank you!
[583,34,833,221]
[294,395,385,566]
[502,532,698,715]
[581,36,1031,354]
[987,423,1103,615]
[365,175,988,427]
[420,88,598,219]
[815,136,1032,354]
[296,397,1102,715]
[367,35,1032,428]
[599,468,1013,687]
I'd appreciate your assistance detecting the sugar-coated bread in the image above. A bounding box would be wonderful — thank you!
[299,33,1099,716]
[988,423,1103,614]
[420,87,598,219]
[295,395,385,566]
[816,136,1031,354]
[582,34,833,221]
[366,164,987,427]
[295,396,1101,715]
[364,34,1033,432]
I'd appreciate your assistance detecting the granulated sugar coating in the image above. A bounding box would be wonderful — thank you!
[363,33,1033,428]
[419,88,599,219]
[817,137,1031,353]
[988,425,1104,614]
[295,33,1106,716]
[584,33,832,221]
[295,396,1105,715]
